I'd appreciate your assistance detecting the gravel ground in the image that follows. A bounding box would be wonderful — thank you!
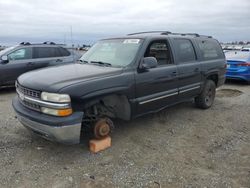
[0,81,250,188]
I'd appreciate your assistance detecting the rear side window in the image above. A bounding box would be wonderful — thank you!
[197,40,224,60]
[59,47,71,56]
[174,39,196,63]
[34,47,54,58]
[33,47,69,58]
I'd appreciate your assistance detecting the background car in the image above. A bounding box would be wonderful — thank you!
[0,42,78,87]
[225,50,250,83]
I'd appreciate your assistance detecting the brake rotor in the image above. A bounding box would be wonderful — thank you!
[93,118,113,139]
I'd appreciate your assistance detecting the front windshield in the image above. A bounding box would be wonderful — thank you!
[80,39,142,67]
[0,46,16,56]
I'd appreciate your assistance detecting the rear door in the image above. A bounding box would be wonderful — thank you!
[32,47,74,67]
[31,47,55,69]
[171,38,202,99]
[1,47,33,84]
[135,39,178,115]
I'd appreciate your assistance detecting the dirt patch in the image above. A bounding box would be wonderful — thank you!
[216,88,243,98]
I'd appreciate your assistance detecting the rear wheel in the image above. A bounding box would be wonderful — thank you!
[195,80,216,109]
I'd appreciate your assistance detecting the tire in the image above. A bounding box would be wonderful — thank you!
[195,80,216,109]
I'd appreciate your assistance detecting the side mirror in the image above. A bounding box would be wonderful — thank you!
[1,55,9,64]
[140,57,158,70]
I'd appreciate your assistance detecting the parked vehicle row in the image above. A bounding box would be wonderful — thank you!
[12,31,226,144]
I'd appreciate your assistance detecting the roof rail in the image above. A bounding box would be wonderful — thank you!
[127,31,212,38]
[127,31,172,36]
[20,41,58,46]
[43,41,56,45]
[165,32,212,38]
[20,42,31,45]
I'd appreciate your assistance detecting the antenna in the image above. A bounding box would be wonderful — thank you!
[70,26,73,48]
[63,34,66,45]
[70,25,76,61]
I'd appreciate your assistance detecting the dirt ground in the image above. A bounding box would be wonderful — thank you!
[0,81,249,188]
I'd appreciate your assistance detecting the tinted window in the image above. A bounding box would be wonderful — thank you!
[52,47,62,57]
[33,47,71,58]
[59,47,70,56]
[174,39,196,63]
[145,40,172,65]
[8,48,32,60]
[197,40,224,60]
[34,47,53,58]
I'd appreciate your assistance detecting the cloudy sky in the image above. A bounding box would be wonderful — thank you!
[0,0,249,45]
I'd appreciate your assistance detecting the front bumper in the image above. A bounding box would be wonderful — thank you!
[12,96,84,144]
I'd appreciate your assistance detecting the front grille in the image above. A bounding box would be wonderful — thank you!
[19,99,40,111]
[16,82,41,111]
[16,82,40,99]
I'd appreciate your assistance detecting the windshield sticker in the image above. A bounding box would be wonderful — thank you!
[123,39,140,44]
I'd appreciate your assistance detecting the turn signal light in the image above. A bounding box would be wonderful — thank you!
[41,107,73,117]
[57,108,73,116]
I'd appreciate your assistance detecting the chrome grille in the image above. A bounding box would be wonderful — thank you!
[20,99,41,111]
[16,82,41,111]
[16,82,40,99]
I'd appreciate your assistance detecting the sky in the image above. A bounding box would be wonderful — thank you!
[0,0,249,46]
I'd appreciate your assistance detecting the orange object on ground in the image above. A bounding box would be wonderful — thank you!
[89,136,111,153]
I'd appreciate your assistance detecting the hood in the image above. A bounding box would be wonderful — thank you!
[18,63,123,92]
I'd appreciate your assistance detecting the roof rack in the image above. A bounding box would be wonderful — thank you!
[43,41,56,45]
[127,31,212,38]
[19,41,57,46]
[20,42,31,45]
[127,31,171,36]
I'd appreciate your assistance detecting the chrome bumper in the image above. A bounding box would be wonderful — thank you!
[13,96,83,144]
[17,114,82,144]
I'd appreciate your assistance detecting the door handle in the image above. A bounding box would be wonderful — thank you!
[171,71,177,77]
[27,62,35,66]
[56,59,63,62]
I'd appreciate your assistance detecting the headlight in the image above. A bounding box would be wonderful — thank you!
[41,92,72,116]
[41,107,73,117]
[41,92,71,103]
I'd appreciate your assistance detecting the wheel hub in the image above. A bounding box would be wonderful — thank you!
[93,118,113,139]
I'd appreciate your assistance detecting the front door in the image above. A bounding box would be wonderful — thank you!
[1,47,33,85]
[135,39,178,115]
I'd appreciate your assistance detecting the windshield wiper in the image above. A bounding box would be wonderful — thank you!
[77,59,88,64]
[90,61,112,67]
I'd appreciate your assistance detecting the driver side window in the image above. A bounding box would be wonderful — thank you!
[8,48,32,61]
[144,40,172,66]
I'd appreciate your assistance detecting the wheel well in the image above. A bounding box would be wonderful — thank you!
[83,94,131,121]
[207,74,218,86]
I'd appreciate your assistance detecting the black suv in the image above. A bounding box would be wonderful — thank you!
[0,42,77,87]
[12,31,226,144]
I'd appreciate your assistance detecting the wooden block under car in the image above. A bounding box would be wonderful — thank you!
[89,136,111,153]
